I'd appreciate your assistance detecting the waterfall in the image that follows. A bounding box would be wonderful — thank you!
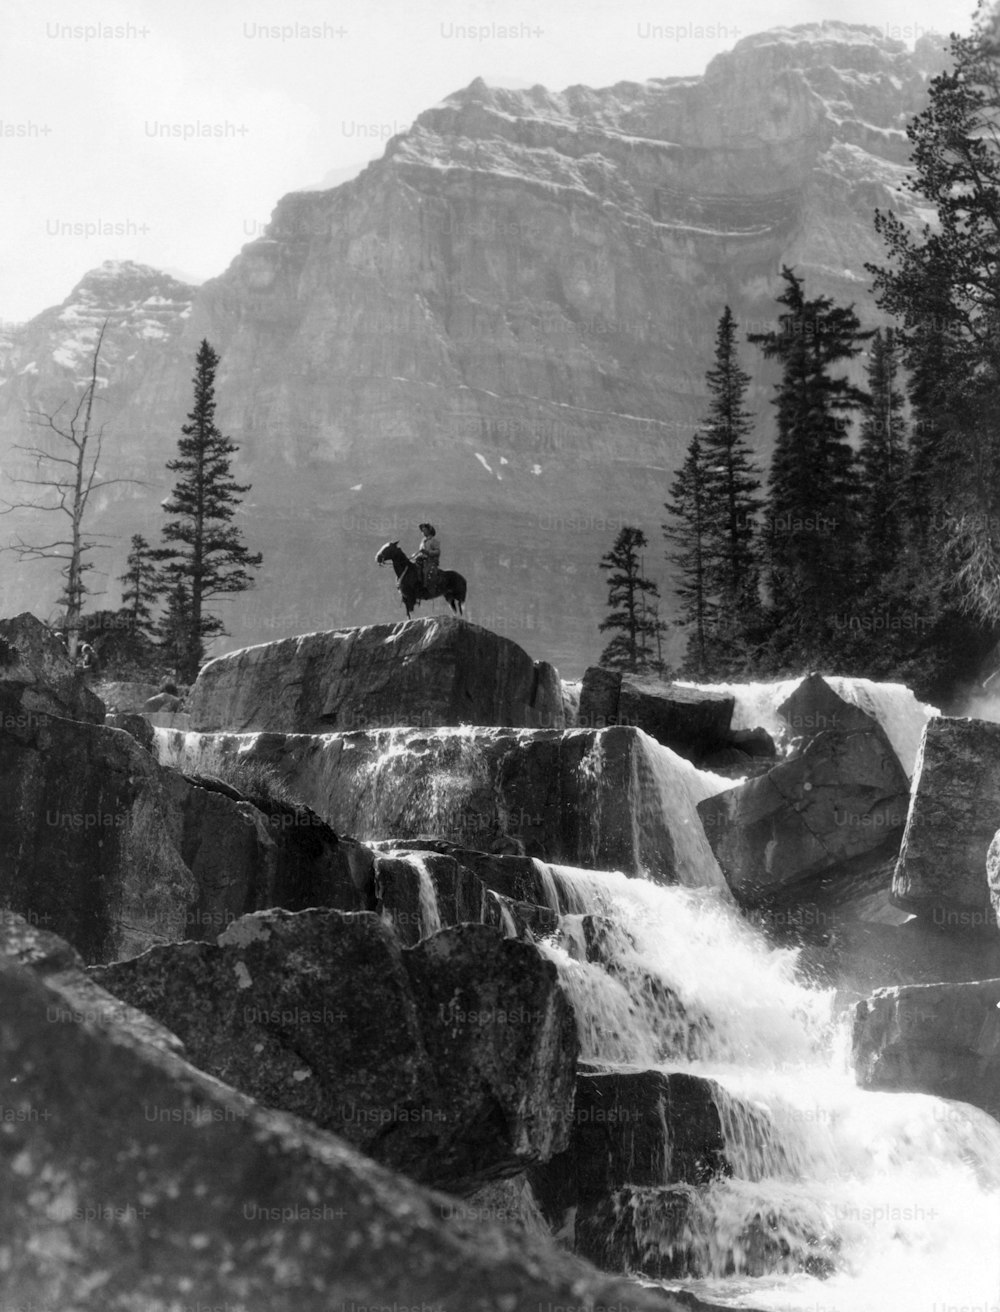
[402,851,443,938]
[532,867,1000,1311]
[676,676,938,778]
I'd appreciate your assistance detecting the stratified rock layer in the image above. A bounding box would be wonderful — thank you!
[893,718,1000,930]
[156,723,732,887]
[852,978,1000,1116]
[187,616,564,733]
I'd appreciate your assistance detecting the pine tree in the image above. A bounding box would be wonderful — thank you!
[748,267,873,648]
[867,13,1000,630]
[700,306,762,655]
[159,340,262,682]
[119,533,161,640]
[664,435,714,676]
[598,526,661,672]
[156,581,193,675]
[857,328,908,572]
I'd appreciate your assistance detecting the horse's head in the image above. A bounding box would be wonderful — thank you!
[375,541,399,567]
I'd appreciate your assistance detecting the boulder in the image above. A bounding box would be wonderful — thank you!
[156,724,732,888]
[0,611,105,724]
[0,916,689,1312]
[0,907,184,1058]
[575,1183,838,1280]
[852,978,1000,1115]
[777,672,883,747]
[104,709,155,752]
[577,665,623,728]
[0,688,374,961]
[402,922,579,1187]
[93,910,579,1193]
[186,616,564,733]
[142,690,183,712]
[530,1069,731,1225]
[0,683,196,961]
[698,720,910,910]
[578,665,736,762]
[894,717,1000,931]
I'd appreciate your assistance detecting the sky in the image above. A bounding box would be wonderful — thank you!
[0,0,977,325]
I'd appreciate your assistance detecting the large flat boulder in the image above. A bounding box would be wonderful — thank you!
[698,719,910,910]
[156,723,732,888]
[578,665,736,763]
[0,687,373,961]
[852,978,1000,1115]
[893,717,1000,931]
[92,909,579,1193]
[0,610,105,724]
[0,914,690,1312]
[186,616,564,733]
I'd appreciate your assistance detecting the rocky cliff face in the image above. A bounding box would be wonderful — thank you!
[0,25,949,672]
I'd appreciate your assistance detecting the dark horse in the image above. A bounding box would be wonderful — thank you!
[376,541,467,619]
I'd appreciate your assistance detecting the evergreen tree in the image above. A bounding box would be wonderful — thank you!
[700,306,763,658]
[663,435,714,676]
[598,526,661,672]
[156,581,193,675]
[857,327,908,571]
[119,533,161,640]
[748,267,873,653]
[867,12,1000,632]
[159,340,262,682]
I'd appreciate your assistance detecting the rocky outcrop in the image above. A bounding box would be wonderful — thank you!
[698,714,910,909]
[187,617,564,733]
[0,31,949,676]
[0,611,105,724]
[0,906,184,1058]
[578,666,738,763]
[531,1069,731,1224]
[0,689,373,961]
[0,913,690,1312]
[852,978,1000,1116]
[156,723,732,887]
[93,910,578,1193]
[893,718,1000,932]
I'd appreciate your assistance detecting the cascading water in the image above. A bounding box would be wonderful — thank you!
[392,850,443,938]
[531,862,1000,1312]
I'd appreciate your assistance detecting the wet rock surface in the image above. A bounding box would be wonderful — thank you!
[187,615,564,733]
[157,722,730,886]
[852,977,1000,1115]
[698,718,909,910]
[578,665,739,764]
[895,717,1000,931]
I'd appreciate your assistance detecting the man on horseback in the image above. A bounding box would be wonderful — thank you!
[412,522,441,597]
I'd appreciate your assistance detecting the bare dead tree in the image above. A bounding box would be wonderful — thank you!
[1,319,138,656]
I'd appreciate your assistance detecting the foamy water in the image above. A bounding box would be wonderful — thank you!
[531,865,1000,1312]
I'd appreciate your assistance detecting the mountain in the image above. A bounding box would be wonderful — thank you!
[0,24,950,673]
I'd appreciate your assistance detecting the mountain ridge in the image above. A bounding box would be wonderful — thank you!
[0,23,951,673]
